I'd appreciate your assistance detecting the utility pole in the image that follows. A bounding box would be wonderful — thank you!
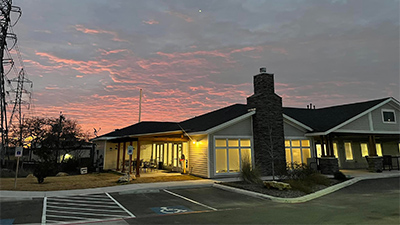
[0,0,13,163]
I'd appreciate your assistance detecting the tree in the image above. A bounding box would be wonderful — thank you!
[9,114,90,183]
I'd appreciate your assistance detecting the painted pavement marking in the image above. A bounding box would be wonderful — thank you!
[151,205,192,215]
[41,193,135,224]
[163,189,218,211]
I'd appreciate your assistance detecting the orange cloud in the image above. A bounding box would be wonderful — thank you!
[73,24,128,42]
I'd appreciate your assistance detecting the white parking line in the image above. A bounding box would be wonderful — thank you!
[163,189,218,211]
[41,193,135,224]
[105,192,136,218]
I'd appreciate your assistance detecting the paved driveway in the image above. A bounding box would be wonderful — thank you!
[1,177,399,224]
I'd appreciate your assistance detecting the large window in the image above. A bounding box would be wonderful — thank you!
[215,138,252,174]
[285,139,311,165]
[344,142,353,160]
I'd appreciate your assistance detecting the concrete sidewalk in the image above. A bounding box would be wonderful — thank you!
[1,169,399,202]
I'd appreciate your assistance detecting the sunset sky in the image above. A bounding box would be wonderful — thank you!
[8,0,399,135]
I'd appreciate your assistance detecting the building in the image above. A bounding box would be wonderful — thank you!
[92,69,400,177]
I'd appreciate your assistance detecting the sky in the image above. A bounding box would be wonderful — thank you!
[7,0,400,135]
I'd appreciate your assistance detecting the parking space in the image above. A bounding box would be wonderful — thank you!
[110,187,266,218]
[42,193,135,224]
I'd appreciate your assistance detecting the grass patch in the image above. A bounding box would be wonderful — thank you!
[0,172,202,191]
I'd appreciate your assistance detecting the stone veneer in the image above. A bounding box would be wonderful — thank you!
[319,157,339,175]
[247,72,286,175]
[367,156,383,172]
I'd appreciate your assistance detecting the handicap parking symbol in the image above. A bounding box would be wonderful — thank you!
[151,205,192,215]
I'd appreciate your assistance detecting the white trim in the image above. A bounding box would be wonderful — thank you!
[283,114,313,131]
[381,108,397,124]
[189,111,255,135]
[368,112,374,131]
[213,135,253,176]
[333,129,400,134]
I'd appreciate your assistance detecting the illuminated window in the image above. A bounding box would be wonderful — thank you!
[375,143,383,156]
[333,143,339,158]
[360,143,369,157]
[382,109,396,123]
[285,139,311,165]
[345,142,353,160]
[316,144,326,158]
[215,138,252,174]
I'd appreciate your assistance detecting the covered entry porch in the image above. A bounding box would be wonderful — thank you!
[109,134,190,177]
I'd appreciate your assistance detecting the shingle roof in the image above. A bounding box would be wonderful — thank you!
[97,121,181,138]
[95,104,251,139]
[179,104,250,132]
[283,97,390,132]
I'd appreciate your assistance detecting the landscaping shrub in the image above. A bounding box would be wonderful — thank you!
[240,158,262,185]
[333,171,347,181]
[61,158,80,174]
[283,162,331,194]
[33,161,55,184]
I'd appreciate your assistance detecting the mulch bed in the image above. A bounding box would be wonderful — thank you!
[221,179,344,198]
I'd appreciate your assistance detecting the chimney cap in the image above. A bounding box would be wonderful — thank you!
[259,67,267,74]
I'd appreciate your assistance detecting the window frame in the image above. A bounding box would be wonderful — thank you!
[285,138,311,165]
[214,136,253,175]
[344,142,354,161]
[381,109,396,124]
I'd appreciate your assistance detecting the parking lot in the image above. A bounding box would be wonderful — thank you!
[1,177,399,224]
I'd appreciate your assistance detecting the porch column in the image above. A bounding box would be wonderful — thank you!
[136,140,141,177]
[320,136,326,157]
[129,141,133,174]
[122,142,126,172]
[369,135,377,156]
[116,142,121,171]
[327,134,335,157]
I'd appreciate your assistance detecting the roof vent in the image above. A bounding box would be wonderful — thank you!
[259,67,267,74]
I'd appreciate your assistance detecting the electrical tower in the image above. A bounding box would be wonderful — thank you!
[0,0,32,163]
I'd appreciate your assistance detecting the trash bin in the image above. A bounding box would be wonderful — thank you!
[158,162,163,169]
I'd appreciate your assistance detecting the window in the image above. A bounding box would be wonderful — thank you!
[333,143,339,158]
[375,143,383,156]
[215,138,252,174]
[360,143,369,157]
[285,139,311,165]
[382,109,396,123]
[316,144,326,158]
[344,142,353,160]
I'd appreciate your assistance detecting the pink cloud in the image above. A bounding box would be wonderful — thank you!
[73,24,128,42]
[166,11,193,22]
[142,19,159,25]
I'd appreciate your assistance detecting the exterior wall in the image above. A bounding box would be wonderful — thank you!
[284,120,307,137]
[188,134,209,178]
[213,117,252,136]
[371,104,400,132]
[340,114,370,131]
[103,141,118,170]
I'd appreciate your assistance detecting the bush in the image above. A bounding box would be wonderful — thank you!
[61,158,80,174]
[283,163,331,194]
[333,171,347,181]
[240,158,262,185]
[33,161,55,184]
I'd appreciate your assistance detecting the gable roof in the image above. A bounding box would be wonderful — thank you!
[179,104,251,133]
[94,104,251,140]
[283,97,392,133]
[95,121,181,140]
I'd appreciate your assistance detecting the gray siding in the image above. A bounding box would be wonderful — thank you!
[340,114,370,131]
[284,120,307,137]
[371,104,400,132]
[188,135,209,178]
[213,117,252,136]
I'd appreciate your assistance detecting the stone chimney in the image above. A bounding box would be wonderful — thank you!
[247,68,285,176]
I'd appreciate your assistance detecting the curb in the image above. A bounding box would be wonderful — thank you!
[213,173,400,203]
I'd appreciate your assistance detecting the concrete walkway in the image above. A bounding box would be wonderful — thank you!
[1,169,399,202]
